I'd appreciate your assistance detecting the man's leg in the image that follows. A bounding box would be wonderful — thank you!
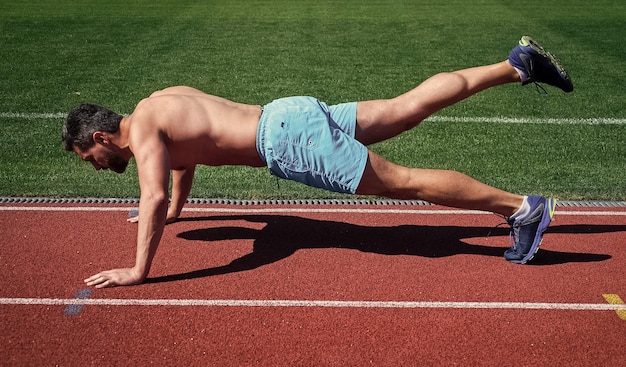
[355,150,523,217]
[354,36,573,145]
[354,61,518,145]
[355,150,557,264]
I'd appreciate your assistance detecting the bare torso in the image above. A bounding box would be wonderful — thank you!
[125,86,265,170]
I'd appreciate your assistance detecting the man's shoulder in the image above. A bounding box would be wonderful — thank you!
[148,86,207,99]
[126,100,167,137]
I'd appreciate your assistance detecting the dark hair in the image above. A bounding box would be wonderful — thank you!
[62,104,123,151]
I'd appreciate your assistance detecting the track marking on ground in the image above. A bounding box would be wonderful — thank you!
[63,289,92,316]
[1,206,625,216]
[2,297,626,311]
[3,112,626,125]
[603,294,626,321]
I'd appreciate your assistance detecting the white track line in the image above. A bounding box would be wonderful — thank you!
[426,116,626,125]
[1,297,625,311]
[0,206,625,216]
[2,112,626,125]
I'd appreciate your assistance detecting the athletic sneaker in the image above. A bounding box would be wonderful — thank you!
[505,195,557,264]
[508,36,573,93]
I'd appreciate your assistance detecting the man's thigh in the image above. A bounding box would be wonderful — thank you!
[355,150,411,198]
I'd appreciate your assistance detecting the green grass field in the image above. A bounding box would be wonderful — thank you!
[1,0,625,200]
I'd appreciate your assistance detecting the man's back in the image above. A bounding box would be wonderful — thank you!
[127,86,265,169]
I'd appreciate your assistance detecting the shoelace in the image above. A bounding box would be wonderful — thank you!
[487,216,519,251]
[486,216,510,238]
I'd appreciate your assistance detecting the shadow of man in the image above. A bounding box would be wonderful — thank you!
[145,215,618,284]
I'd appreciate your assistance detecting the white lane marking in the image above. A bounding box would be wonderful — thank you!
[2,297,626,311]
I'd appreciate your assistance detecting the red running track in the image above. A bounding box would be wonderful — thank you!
[1,203,625,366]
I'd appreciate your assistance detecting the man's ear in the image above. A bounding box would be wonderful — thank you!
[92,131,108,145]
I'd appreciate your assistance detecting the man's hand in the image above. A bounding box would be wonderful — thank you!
[84,267,144,288]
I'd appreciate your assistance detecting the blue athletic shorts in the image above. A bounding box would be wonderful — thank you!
[256,96,368,194]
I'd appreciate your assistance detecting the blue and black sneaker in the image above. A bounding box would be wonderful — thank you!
[509,36,573,93]
[505,195,557,264]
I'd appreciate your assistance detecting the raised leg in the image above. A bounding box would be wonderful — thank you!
[354,60,519,145]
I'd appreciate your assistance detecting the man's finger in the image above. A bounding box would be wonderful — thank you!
[95,279,112,289]
[84,274,106,286]
[127,209,139,223]
[84,274,100,283]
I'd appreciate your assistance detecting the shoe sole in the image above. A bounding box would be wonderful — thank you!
[516,198,557,264]
[520,36,573,92]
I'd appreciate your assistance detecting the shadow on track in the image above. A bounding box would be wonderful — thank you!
[145,215,619,284]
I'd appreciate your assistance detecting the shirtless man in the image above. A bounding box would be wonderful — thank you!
[63,36,573,288]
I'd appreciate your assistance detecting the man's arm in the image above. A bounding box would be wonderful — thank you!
[132,148,169,283]
[167,166,196,222]
[126,166,196,224]
[85,123,170,288]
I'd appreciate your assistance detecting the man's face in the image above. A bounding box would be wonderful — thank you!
[74,144,128,173]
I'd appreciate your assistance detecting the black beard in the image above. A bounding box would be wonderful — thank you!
[104,150,128,173]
